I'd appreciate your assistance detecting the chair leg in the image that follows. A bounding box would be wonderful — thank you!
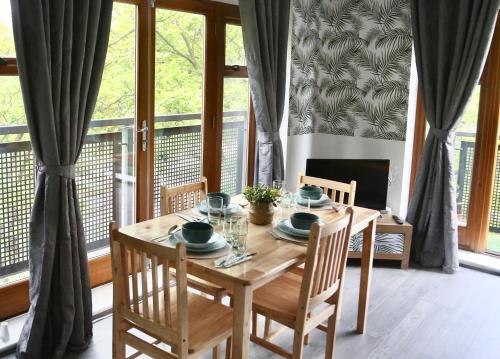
[336,272,346,320]
[213,343,221,359]
[303,313,311,345]
[264,317,272,339]
[113,317,126,359]
[292,329,305,359]
[225,296,234,359]
[225,337,232,359]
[252,311,258,336]
[325,310,339,359]
[212,293,223,359]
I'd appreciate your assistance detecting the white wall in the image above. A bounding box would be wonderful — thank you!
[284,57,419,216]
[283,0,417,216]
[286,134,407,214]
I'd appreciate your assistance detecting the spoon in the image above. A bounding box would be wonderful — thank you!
[168,224,179,234]
[151,225,180,242]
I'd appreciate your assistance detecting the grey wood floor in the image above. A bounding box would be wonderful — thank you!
[4,264,500,359]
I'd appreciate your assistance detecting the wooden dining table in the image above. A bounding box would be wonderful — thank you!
[119,195,380,359]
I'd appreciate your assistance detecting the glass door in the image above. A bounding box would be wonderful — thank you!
[455,86,480,226]
[488,136,500,254]
[152,7,206,217]
[149,2,254,218]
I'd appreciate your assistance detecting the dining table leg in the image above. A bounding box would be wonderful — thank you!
[357,218,376,334]
[232,282,253,359]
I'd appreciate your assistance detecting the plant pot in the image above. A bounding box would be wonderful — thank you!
[248,202,274,225]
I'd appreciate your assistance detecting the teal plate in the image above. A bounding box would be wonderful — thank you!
[294,193,332,208]
[170,232,227,252]
[276,218,325,239]
[198,201,243,216]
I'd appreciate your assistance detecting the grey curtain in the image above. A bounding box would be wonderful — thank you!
[240,0,290,186]
[11,1,113,358]
[407,0,498,273]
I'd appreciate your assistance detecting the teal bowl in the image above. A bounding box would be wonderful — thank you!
[299,186,323,200]
[208,192,231,207]
[290,212,320,230]
[182,222,214,244]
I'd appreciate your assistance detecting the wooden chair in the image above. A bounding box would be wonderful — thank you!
[160,178,227,358]
[110,222,233,359]
[160,177,209,216]
[250,208,354,359]
[260,172,356,342]
[296,172,356,206]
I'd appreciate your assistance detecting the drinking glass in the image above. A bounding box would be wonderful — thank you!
[232,217,248,256]
[207,195,223,225]
[273,205,283,227]
[222,215,240,246]
[272,180,286,194]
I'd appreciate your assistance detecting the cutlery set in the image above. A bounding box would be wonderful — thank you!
[214,252,257,268]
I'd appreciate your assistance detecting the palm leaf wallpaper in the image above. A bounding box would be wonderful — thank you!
[289,0,412,141]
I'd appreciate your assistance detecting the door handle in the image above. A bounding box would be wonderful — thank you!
[138,120,148,152]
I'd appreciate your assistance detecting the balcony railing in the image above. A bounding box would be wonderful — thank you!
[0,111,247,279]
[455,131,500,233]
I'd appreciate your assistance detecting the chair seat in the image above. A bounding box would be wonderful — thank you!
[138,288,233,354]
[252,272,303,327]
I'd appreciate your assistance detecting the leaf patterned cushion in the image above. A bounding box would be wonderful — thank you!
[349,232,405,254]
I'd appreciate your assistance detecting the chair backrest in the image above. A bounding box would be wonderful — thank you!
[296,208,353,328]
[160,177,208,215]
[110,222,189,357]
[296,172,356,206]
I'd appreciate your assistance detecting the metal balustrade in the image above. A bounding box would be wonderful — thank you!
[3,123,496,279]
[0,111,247,278]
[456,133,500,233]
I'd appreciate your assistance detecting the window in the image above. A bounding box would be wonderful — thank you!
[221,23,250,195]
[0,0,139,318]
[0,0,254,319]
[0,2,32,288]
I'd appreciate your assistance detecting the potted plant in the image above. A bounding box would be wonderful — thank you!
[243,185,281,225]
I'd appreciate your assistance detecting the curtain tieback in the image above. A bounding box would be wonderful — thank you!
[39,164,76,179]
[258,131,280,143]
[428,127,450,142]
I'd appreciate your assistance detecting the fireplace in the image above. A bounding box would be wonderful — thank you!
[305,159,390,210]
